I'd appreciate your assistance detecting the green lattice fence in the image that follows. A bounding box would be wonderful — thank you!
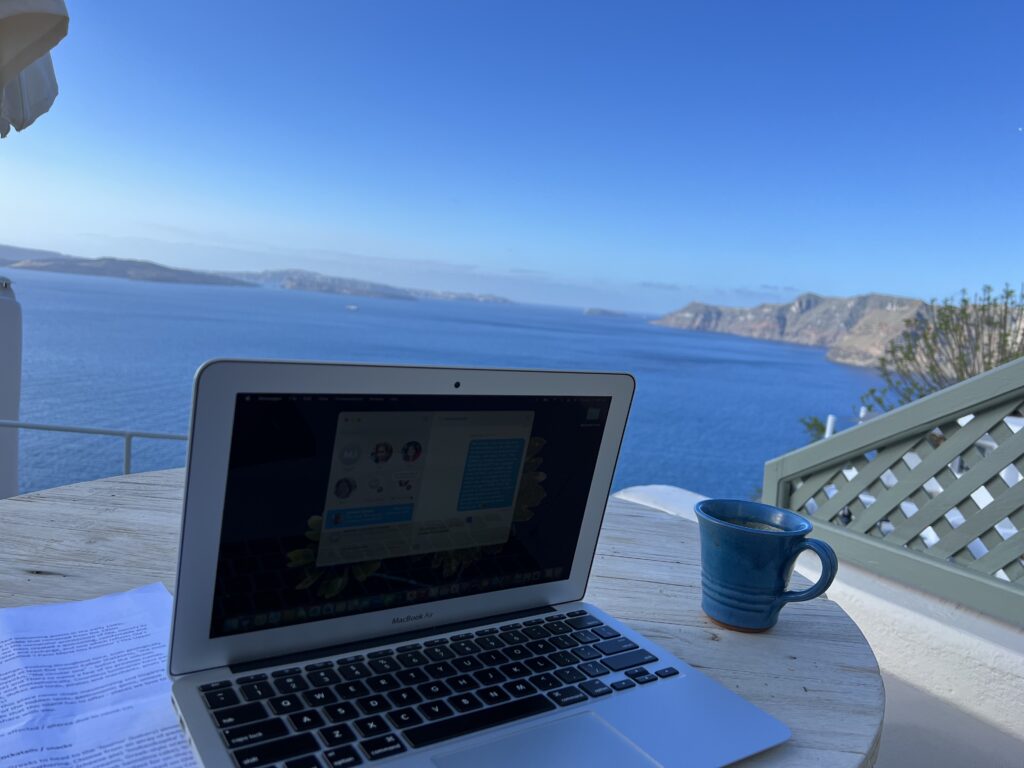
[763,357,1024,627]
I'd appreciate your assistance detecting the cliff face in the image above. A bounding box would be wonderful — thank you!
[653,292,923,367]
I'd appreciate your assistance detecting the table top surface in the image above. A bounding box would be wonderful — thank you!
[0,469,883,766]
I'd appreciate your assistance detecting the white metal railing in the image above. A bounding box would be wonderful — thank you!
[0,419,187,475]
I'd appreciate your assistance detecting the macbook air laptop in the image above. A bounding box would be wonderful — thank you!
[169,360,790,767]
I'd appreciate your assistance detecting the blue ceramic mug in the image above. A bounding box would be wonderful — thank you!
[694,499,839,632]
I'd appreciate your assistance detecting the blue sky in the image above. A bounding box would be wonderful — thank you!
[2,1,1021,312]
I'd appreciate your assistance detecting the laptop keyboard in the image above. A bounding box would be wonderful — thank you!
[197,611,679,767]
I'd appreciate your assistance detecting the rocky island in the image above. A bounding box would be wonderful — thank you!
[654,292,923,367]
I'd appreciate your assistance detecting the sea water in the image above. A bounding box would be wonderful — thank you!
[9,269,880,497]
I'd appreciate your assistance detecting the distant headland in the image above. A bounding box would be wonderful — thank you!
[654,292,923,367]
[0,244,511,304]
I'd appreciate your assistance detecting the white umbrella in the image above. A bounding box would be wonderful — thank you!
[0,0,68,137]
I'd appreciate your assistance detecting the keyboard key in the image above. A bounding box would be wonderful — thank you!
[323,745,363,767]
[549,635,579,650]
[425,662,456,679]
[523,618,544,626]
[237,673,268,684]
[554,667,586,685]
[566,609,588,617]
[324,702,359,722]
[355,695,390,715]
[593,626,621,640]
[289,710,325,731]
[338,655,365,665]
[503,679,537,698]
[450,640,480,656]
[388,687,423,707]
[572,645,602,661]
[545,614,566,622]
[216,701,268,727]
[199,679,232,692]
[595,637,639,656]
[475,635,505,651]
[222,718,288,748]
[523,625,552,640]
[303,687,338,707]
[275,676,309,694]
[367,649,394,659]
[499,662,530,679]
[625,667,650,680]
[285,756,323,768]
[499,630,528,645]
[611,679,636,691]
[529,673,562,691]
[273,667,303,678]
[545,621,572,635]
[525,656,555,673]
[477,686,511,705]
[550,651,579,668]
[548,687,587,707]
[361,733,406,761]
[474,668,507,686]
[580,680,613,698]
[397,643,422,652]
[503,645,531,661]
[396,668,429,686]
[320,723,356,746]
[307,669,342,687]
[602,650,658,672]
[267,695,301,715]
[404,695,555,748]
[418,700,454,721]
[387,707,423,728]
[578,661,610,678]
[448,674,479,692]
[204,688,240,709]
[336,681,370,699]
[571,630,600,645]
[566,614,602,629]
[418,680,452,700]
[397,651,429,668]
[425,637,450,646]
[306,660,335,670]
[635,673,658,684]
[477,650,507,666]
[475,627,498,637]
[354,715,388,738]
[367,674,400,693]
[231,732,319,767]
[448,692,483,712]
[525,639,556,655]
[451,656,483,673]
[368,657,400,674]
[656,667,680,678]
[499,623,522,631]
[424,645,455,662]
[338,663,372,681]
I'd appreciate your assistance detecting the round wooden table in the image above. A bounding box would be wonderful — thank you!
[0,469,883,766]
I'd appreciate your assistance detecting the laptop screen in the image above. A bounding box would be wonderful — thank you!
[210,393,612,638]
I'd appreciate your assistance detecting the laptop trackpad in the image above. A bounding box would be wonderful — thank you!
[431,712,658,768]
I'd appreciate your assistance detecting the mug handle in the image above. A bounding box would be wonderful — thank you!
[776,539,839,605]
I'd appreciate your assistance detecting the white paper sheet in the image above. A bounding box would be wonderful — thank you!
[0,583,198,767]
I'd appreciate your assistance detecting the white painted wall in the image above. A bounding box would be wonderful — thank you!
[0,276,21,499]
[614,484,1024,740]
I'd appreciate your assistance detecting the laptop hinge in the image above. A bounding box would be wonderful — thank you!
[230,604,558,673]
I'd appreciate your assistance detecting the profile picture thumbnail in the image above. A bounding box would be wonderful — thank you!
[402,441,423,463]
[333,477,356,500]
[371,442,393,463]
